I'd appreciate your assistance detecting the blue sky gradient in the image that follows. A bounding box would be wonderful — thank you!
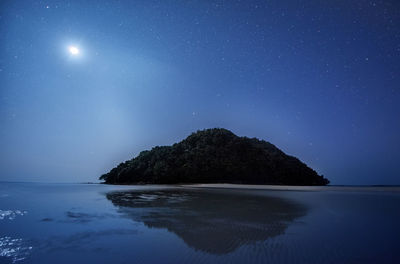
[1,0,399,184]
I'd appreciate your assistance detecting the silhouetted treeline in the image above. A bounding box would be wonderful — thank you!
[100,128,329,186]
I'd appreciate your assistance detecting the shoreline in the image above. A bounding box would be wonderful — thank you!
[179,183,400,192]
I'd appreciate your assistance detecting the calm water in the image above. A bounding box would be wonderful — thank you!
[0,183,399,264]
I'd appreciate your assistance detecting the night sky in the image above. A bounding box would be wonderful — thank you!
[1,0,399,184]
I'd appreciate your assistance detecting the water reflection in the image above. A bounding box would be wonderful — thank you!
[106,188,307,254]
[0,210,27,221]
[38,229,139,253]
[0,236,32,263]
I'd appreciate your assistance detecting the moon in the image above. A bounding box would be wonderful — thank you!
[68,46,80,55]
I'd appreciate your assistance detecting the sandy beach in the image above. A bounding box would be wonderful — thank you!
[180,183,400,192]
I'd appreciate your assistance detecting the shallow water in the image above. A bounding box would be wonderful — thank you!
[0,183,399,263]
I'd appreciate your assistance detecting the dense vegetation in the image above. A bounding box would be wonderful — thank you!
[100,128,329,185]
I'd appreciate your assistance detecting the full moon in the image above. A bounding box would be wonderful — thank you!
[68,46,80,55]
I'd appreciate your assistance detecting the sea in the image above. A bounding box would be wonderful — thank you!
[0,182,399,264]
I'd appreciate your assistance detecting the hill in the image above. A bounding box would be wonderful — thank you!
[100,128,329,185]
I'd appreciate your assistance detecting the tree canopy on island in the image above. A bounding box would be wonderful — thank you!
[100,128,329,186]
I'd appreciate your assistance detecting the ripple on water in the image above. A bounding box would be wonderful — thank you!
[0,210,27,220]
[0,236,32,263]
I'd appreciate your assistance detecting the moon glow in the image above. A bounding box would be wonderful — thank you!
[68,46,80,55]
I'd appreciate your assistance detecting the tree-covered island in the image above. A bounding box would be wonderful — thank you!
[100,128,329,185]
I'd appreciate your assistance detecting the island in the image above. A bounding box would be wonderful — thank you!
[100,128,329,185]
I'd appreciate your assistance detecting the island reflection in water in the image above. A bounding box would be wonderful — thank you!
[106,188,307,254]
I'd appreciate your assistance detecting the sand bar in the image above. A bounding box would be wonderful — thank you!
[180,183,400,192]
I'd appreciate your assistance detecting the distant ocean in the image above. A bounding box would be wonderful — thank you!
[0,182,399,264]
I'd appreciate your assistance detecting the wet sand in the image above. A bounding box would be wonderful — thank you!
[1,182,400,263]
[181,183,400,192]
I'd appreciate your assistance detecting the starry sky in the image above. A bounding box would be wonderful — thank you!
[1,0,399,184]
